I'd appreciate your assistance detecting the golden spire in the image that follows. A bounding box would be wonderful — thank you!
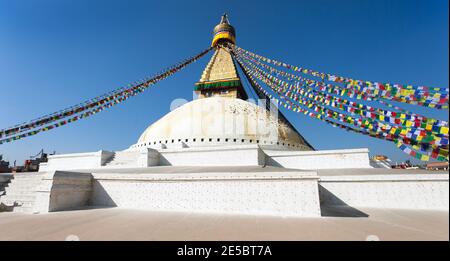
[195,14,247,100]
[211,13,236,47]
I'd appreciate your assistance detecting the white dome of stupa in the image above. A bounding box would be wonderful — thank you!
[130,97,312,150]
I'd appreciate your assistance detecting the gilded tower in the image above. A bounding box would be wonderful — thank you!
[195,14,248,99]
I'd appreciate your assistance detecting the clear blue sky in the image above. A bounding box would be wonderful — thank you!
[0,0,448,165]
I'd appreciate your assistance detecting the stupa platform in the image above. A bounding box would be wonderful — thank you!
[1,166,447,217]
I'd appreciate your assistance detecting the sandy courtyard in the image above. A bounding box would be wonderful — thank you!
[0,206,448,241]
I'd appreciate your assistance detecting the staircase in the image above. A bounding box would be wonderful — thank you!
[103,151,140,168]
[0,173,44,213]
[0,174,12,196]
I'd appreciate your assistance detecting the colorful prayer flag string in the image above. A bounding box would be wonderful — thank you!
[0,47,213,144]
[232,51,448,161]
[232,44,449,109]
[238,55,448,146]
[236,50,448,129]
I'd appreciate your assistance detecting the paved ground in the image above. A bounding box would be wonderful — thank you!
[0,206,448,241]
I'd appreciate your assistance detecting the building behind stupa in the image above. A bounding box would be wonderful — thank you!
[0,16,447,223]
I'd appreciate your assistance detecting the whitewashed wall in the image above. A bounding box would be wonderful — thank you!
[34,171,93,213]
[265,148,372,170]
[320,174,449,210]
[90,172,321,217]
[40,151,113,171]
[159,145,265,166]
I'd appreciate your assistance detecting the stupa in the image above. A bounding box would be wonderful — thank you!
[132,14,313,154]
[0,15,447,219]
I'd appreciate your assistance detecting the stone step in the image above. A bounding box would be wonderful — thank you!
[1,174,42,214]
[5,188,39,195]
[12,206,34,213]
[6,187,37,195]
[7,180,41,186]
[0,198,19,207]
[19,201,35,208]
[109,161,136,165]
[9,180,43,185]
[104,151,140,166]
[5,186,39,193]
[107,163,137,166]
[7,179,42,188]
[112,156,136,159]
[2,194,36,202]
[0,200,32,208]
[2,196,35,205]
[5,190,38,196]
[12,173,44,177]
[16,201,34,206]
[11,175,43,180]
[110,157,137,161]
[11,176,43,182]
[12,172,44,175]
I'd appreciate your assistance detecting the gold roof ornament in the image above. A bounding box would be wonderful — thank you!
[211,13,236,47]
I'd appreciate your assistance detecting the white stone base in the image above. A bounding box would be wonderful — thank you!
[265,148,372,170]
[40,150,114,172]
[39,146,373,171]
[320,174,449,210]
[159,145,265,166]
[34,171,92,214]
[91,171,321,217]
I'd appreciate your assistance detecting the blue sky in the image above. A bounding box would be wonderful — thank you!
[0,0,448,165]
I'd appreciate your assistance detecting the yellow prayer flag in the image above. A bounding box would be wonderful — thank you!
[421,155,430,161]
